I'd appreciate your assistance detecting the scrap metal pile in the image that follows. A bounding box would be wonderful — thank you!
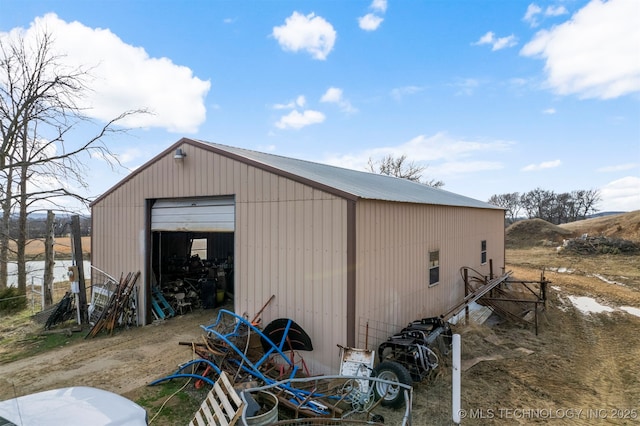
[560,235,640,254]
[85,271,140,338]
[150,308,415,424]
[43,291,76,330]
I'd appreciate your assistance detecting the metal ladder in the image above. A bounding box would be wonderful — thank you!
[151,286,175,319]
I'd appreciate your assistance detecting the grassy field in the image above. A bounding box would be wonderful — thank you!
[8,236,91,260]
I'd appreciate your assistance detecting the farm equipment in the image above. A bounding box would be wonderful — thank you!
[150,309,413,423]
[373,317,452,407]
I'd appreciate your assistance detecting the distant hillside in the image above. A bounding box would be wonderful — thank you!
[506,218,573,248]
[587,211,626,218]
[506,210,640,248]
[559,210,640,242]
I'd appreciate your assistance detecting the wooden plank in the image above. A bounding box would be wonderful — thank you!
[206,391,229,426]
[189,411,205,426]
[219,372,243,406]
[212,382,235,422]
[190,371,244,426]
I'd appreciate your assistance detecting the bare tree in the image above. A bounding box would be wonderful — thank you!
[488,192,521,224]
[0,29,143,292]
[490,188,601,226]
[367,154,444,188]
[572,189,601,220]
[520,188,555,221]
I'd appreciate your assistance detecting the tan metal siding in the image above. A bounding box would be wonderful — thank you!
[354,201,505,349]
[236,169,348,373]
[92,145,348,374]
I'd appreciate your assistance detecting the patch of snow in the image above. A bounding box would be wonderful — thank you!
[589,273,626,286]
[551,286,561,291]
[620,306,640,317]
[567,295,614,314]
[449,301,488,325]
[548,267,575,274]
[514,347,534,356]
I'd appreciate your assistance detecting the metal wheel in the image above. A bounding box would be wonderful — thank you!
[372,361,412,408]
[340,378,374,412]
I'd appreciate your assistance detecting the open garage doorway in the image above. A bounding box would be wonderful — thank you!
[149,197,235,318]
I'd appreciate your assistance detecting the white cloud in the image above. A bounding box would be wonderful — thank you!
[358,0,387,32]
[523,3,543,27]
[492,35,518,51]
[109,141,166,169]
[521,160,562,171]
[114,147,145,164]
[545,5,568,17]
[320,87,357,113]
[428,160,504,177]
[451,78,480,96]
[274,95,306,110]
[524,3,568,27]
[324,132,513,173]
[275,110,325,129]
[371,0,388,13]
[400,133,512,161]
[600,176,640,211]
[390,85,425,100]
[521,0,640,99]
[473,31,518,51]
[272,12,336,60]
[358,13,384,31]
[2,13,211,133]
[542,108,556,114]
[320,87,343,104]
[477,31,495,45]
[597,163,638,172]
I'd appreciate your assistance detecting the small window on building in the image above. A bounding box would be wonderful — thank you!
[481,240,487,265]
[190,238,207,260]
[429,250,440,286]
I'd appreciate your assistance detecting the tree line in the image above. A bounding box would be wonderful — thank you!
[3,214,90,240]
[488,188,601,225]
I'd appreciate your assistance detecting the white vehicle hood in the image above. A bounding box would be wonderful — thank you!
[0,386,147,426]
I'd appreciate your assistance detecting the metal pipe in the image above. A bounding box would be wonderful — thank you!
[452,334,461,424]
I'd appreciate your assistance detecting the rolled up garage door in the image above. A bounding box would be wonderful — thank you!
[151,197,235,232]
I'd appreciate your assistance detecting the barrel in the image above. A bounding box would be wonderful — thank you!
[246,391,278,425]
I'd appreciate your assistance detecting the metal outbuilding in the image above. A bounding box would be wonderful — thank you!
[90,138,505,373]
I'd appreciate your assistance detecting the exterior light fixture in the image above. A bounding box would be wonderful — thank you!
[174,148,187,161]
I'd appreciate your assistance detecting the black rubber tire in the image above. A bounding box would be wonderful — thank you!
[372,361,413,408]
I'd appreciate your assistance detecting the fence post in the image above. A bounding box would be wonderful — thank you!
[70,215,88,325]
[44,210,55,307]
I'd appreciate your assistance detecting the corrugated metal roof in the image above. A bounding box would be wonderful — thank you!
[194,139,502,210]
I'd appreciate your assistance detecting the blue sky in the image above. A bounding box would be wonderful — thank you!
[2,0,639,213]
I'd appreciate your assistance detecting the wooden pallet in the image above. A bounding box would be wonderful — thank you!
[190,371,245,426]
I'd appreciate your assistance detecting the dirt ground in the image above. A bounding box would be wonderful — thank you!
[0,309,218,400]
[1,213,639,424]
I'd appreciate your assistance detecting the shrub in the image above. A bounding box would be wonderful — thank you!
[0,287,27,313]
